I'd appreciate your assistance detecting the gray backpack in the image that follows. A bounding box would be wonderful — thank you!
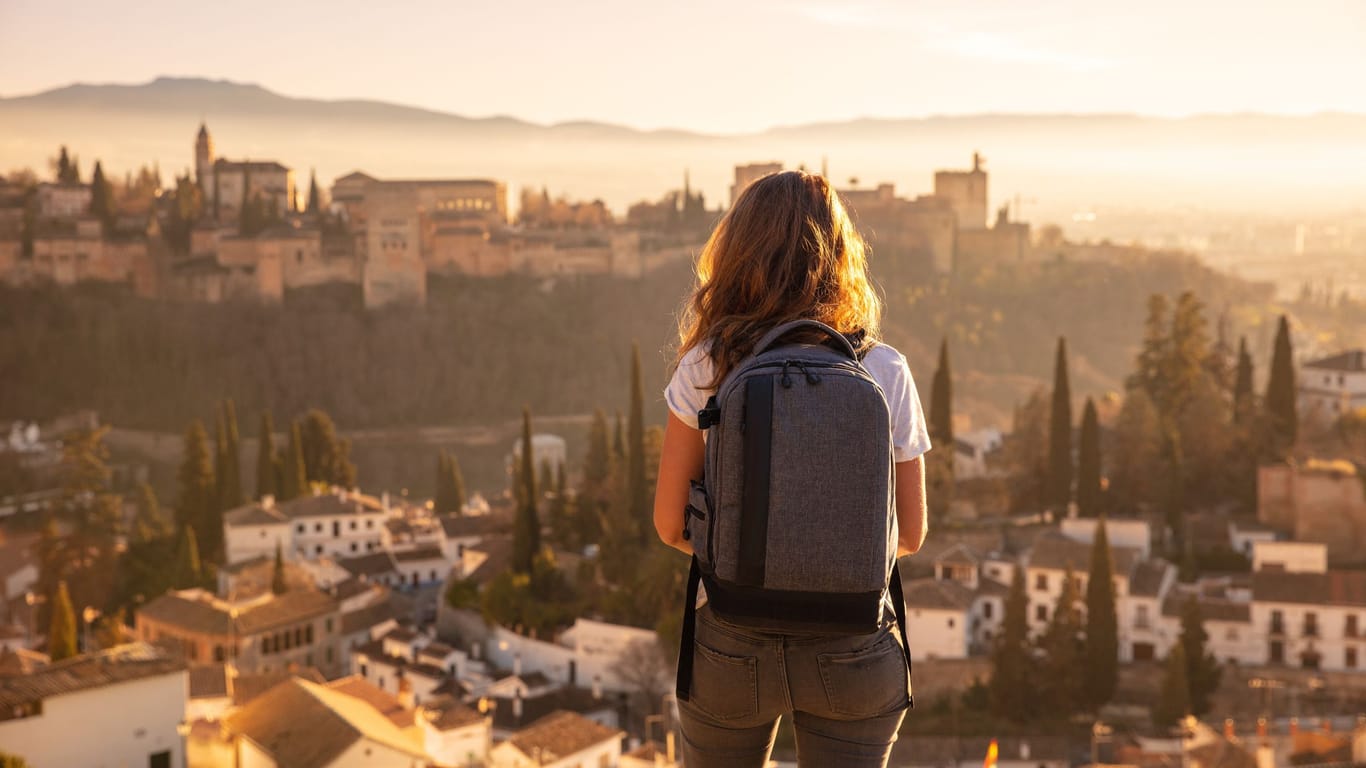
[675,319,912,698]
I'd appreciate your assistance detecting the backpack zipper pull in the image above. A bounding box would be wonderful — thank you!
[780,360,794,388]
[797,362,821,384]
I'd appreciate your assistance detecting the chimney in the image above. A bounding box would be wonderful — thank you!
[592,674,602,700]
[512,692,523,720]
[1258,718,1268,743]
[513,653,522,676]
[382,491,390,511]
[262,494,274,509]
[471,641,481,661]
[339,489,349,503]
[1290,718,1300,740]
[1019,741,1030,761]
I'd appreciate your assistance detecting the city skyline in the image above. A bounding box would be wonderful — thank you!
[2,0,1364,133]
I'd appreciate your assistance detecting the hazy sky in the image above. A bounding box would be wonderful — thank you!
[2,0,1364,133]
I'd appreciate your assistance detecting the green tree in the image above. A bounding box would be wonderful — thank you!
[927,338,955,523]
[131,482,169,544]
[1233,336,1255,423]
[299,409,356,488]
[1084,516,1119,710]
[48,580,78,661]
[219,400,244,511]
[989,567,1032,723]
[1154,642,1191,730]
[1005,389,1050,512]
[306,168,321,215]
[89,160,115,233]
[255,410,277,500]
[1129,294,1170,410]
[1164,292,1211,417]
[447,452,467,515]
[549,462,574,547]
[54,145,80,183]
[176,421,216,537]
[1036,568,1085,715]
[1046,337,1074,512]
[585,408,611,492]
[280,420,307,500]
[1110,389,1164,512]
[1179,597,1223,717]
[512,407,540,574]
[628,341,650,543]
[271,541,287,595]
[173,525,204,589]
[1265,314,1297,456]
[1076,397,1102,517]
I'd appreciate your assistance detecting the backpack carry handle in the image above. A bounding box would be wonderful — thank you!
[753,319,858,360]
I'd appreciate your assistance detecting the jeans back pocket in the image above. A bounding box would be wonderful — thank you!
[816,631,910,719]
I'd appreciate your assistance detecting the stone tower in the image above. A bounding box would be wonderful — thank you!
[195,122,214,193]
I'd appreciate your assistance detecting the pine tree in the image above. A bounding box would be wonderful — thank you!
[1154,642,1191,730]
[1233,336,1255,424]
[1130,293,1170,408]
[1037,568,1085,715]
[281,420,307,500]
[54,145,80,183]
[1047,337,1074,512]
[989,566,1032,723]
[512,407,540,573]
[1165,292,1211,417]
[89,160,115,233]
[48,580,78,661]
[271,541,287,595]
[173,525,204,589]
[255,411,277,500]
[221,400,244,510]
[176,421,215,536]
[1084,516,1119,710]
[628,341,650,542]
[1179,597,1223,717]
[1077,397,1102,517]
[1265,315,1297,456]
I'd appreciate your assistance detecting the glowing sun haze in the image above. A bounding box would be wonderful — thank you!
[1,0,1362,132]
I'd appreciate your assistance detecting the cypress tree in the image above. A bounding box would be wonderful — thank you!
[1179,597,1223,717]
[1233,336,1255,424]
[539,458,554,501]
[221,400,244,510]
[628,341,649,542]
[1076,397,1102,517]
[89,160,115,233]
[1265,315,1297,455]
[448,453,466,515]
[55,145,74,183]
[132,482,168,544]
[1166,292,1211,417]
[612,409,626,461]
[173,525,203,589]
[1084,516,1119,710]
[989,566,1032,723]
[281,420,307,501]
[929,337,954,464]
[1047,336,1074,513]
[512,407,540,573]
[306,169,321,215]
[176,421,215,536]
[1037,568,1085,715]
[1154,642,1191,730]
[585,408,611,491]
[271,541,287,595]
[255,411,277,500]
[48,580,78,661]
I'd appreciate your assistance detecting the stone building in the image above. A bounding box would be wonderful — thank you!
[1258,460,1366,563]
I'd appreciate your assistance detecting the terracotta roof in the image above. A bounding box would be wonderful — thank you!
[421,694,486,731]
[1130,560,1173,598]
[327,675,415,728]
[935,542,982,567]
[339,552,398,579]
[231,667,326,706]
[491,686,616,732]
[975,577,1010,598]
[902,577,975,611]
[223,504,288,527]
[505,710,623,765]
[214,158,290,174]
[393,545,445,563]
[1252,571,1330,605]
[0,647,49,676]
[224,678,426,768]
[419,641,456,661]
[189,664,230,699]
[0,643,184,708]
[1028,533,1139,576]
[137,589,337,636]
[466,535,514,585]
[1161,593,1252,623]
[1303,350,1366,373]
[339,593,409,636]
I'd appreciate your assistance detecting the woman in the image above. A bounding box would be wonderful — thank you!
[653,170,931,767]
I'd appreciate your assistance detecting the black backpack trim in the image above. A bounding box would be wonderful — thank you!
[736,376,774,587]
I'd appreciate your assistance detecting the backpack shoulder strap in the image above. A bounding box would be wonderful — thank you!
[753,319,857,360]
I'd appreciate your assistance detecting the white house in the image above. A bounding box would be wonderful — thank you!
[508,434,568,483]
[1298,349,1366,420]
[223,487,389,565]
[1024,532,1140,636]
[953,427,1004,480]
[417,694,493,767]
[903,578,974,660]
[490,710,624,768]
[1252,540,1328,574]
[1120,560,1176,662]
[0,643,188,768]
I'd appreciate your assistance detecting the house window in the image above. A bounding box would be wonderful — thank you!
[1269,640,1284,664]
[315,523,323,533]
[350,542,358,552]
[1347,615,1358,638]
[325,618,333,633]
[366,520,374,529]
[1034,573,1048,591]
[1136,605,1151,629]
[1348,647,1358,669]
[306,625,314,644]
[982,602,993,620]
[1035,604,1048,622]
[315,544,323,555]
[1305,612,1319,637]
[350,521,357,530]
[1271,610,1285,634]
[261,637,269,655]
[297,523,305,533]
[948,617,956,628]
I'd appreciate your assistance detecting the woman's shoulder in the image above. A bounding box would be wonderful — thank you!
[863,341,908,369]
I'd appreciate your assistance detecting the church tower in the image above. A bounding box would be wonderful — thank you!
[195,122,214,194]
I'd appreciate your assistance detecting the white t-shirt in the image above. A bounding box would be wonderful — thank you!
[663,341,933,463]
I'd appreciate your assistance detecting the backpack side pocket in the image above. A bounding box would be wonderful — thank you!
[685,480,714,567]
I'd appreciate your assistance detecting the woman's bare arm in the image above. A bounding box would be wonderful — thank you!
[895,456,928,557]
[654,410,704,555]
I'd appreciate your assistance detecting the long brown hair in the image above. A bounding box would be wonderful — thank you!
[676,170,881,387]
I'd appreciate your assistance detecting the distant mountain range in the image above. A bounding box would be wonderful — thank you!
[2,77,1364,220]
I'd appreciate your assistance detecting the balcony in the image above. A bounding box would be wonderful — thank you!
[1304,623,1320,638]
[1270,620,1286,636]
